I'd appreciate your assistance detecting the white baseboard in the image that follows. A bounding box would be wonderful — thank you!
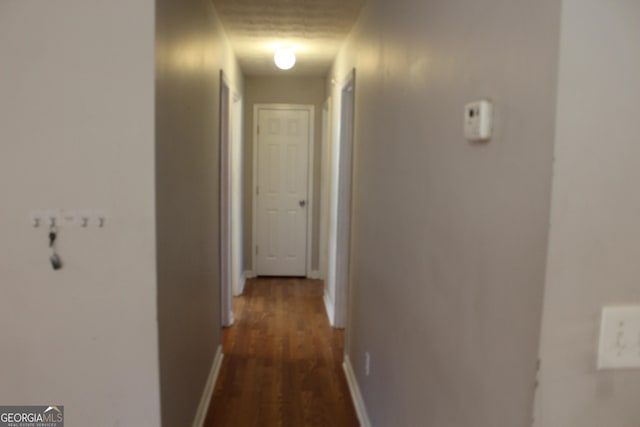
[343,355,372,427]
[235,271,247,296]
[227,311,234,326]
[308,270,321,279]
[244,270,256,279]
[192,345,224,427]
[324,291,335,327]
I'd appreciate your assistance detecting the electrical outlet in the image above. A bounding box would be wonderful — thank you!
[598,305,640,369]
[365,352,370,376]
[464,100,493,141]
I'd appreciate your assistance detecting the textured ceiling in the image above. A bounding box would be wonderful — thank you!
[212,0,366,76]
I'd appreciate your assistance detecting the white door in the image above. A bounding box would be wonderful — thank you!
[256,107,310,276]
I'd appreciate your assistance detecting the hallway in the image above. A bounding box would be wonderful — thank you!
[205,278,359,426]
[3,1,640,426]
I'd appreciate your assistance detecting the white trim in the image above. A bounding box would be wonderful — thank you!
[244,270,256,279]
[318,98,332,280]
[235,271,246,296]
[323,291,335,327]
[308,270,321,279]
[219,71,233,328]
[192,345,224,427]
[251,104,315,276]
[343,355,372,427]
[334,72,356,329]
[251,104,259,274]
[306,106,315,277]
[230,92,244,302]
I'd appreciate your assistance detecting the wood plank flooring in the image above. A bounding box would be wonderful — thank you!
[204,278,359,427]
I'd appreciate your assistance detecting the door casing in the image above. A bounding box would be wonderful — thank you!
[319,98,332,280]
[330,69,356,330]
[230,93,243,296]
[219,70,233,327]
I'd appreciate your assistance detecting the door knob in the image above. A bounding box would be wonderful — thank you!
[299,200,306,207]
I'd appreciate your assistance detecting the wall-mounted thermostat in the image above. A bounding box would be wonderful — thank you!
[464,100,493,141]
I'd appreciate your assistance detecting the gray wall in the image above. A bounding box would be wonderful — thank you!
[0,1,160,426]
[329,0,561,425]
[535,1,640,426]
[242,76,326,273]
[156,0,242,425]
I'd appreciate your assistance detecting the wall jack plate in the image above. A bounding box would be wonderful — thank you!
[598,306,640,369]
[464,100,493,141]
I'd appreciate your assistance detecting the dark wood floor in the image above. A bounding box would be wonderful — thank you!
[204,277,359,427]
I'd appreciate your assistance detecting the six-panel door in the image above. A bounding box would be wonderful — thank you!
[256,108,310,276]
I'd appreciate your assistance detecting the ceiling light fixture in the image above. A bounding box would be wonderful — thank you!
[274,47,296,70]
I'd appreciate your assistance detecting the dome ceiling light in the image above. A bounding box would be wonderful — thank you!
[274,47,296,70]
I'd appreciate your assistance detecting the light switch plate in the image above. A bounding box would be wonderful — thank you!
[598,305,640,369]
[464,100,493,141]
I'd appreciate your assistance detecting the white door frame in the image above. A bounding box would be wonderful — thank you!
[230,93,244,296]
[319,98,331,280]
[219,70,233,327]
[251,104,315,277]
[334,70,356,329]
